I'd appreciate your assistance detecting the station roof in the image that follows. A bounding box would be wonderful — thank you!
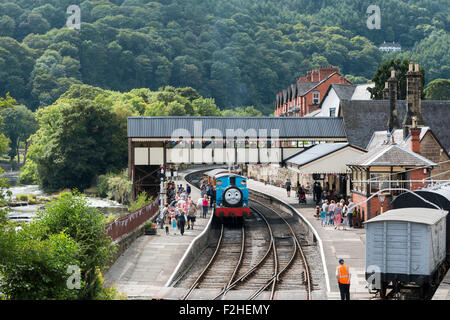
[286,143,350,166]
[364,208,448,225]
[347,143,436,167]
[128,116,347,139]
[285,143,367,174]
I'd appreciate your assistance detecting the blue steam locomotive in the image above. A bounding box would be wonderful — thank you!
[204,169,250,225]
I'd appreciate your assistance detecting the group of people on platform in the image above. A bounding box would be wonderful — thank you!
[157,181,210,236]
[315,199,356,230]
[284,178,362,229]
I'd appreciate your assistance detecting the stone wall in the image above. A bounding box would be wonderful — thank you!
[420,131,450,180]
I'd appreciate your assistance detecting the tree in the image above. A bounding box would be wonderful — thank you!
[26,95,126,191]
[424,79,450,100]
[221,106,263,117]
[368,58,425,100]
[1,105,37,164]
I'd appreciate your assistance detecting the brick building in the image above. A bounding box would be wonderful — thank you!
[348,135,435,222]
[275,65,351,117]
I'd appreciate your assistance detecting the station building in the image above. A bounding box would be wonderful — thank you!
[343,63,450,221]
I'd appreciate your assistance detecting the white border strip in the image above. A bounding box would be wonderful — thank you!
[248,186,331,293]
[164,170,213,287]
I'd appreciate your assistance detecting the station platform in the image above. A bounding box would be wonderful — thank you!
[104,169,211,299]
[432,269,450,300]
[247,179,372,300]
[104,169,372,300]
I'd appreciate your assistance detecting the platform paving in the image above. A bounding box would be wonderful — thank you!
[432,269,450,300]
[104,169,211,299]
[247,179,372,300]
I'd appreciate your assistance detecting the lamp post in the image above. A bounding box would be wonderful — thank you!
[160,165,165,213]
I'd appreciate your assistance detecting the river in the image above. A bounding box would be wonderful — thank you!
[2,171,128,221]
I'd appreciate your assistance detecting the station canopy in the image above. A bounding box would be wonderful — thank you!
[127,116,347,140]
[285,143,366,174]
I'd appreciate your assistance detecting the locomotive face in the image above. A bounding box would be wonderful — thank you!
[224,187,242,205]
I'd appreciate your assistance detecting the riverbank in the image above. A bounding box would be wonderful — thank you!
[2,172,129,222]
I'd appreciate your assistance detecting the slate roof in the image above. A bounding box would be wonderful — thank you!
[332,84,357,100]
[340,100,450,152]
[367,127,430,150]
[285,143,351,166]
[296,82,319,96]
[128,117,347,139]
[347,143,436,167]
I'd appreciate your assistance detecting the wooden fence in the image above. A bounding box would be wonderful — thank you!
[105,199,160,241]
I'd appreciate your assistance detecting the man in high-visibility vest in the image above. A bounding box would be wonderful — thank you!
[336,258,351,300]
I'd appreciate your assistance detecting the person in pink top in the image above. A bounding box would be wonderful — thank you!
[202,194,209,218]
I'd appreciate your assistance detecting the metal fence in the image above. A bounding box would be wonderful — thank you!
[105,199,159,241]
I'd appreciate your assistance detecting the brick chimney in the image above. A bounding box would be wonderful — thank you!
[311,69,319,82]
[403,62,424,138]
[410,116,421,154]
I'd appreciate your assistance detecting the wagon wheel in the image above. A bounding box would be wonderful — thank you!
[380,281,387,299]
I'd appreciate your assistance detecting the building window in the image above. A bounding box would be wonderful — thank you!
[370,173,390,193]
[313,91,320,104]
[329,107,336,117]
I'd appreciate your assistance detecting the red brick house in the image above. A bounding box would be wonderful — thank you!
[275,65,351,117]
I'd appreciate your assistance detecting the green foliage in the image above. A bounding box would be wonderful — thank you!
[23,86,127,191]
[15,194,28,202]
[0,0,447,113]
[221,106,263,117]
[143,221,156,229]
[18,157,37,184]
[35,191,117,299]
[97,170,132,205]
[368,58,425,100]
[127,191,153,213]
[0,104,37,163]
[0,226,81,300]
[0,192,120,300]
[424,79,450,100]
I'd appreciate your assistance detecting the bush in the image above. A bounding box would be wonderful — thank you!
[97,170,132,205]
[143,221,156,229]
[103,215,116,225]
[18,160,37,185]
[127,192,153,213]
[35,191,117,299]
[16,194,28,202]
[0,225,81,300]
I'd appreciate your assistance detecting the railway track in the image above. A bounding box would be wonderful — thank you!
[177,196,312,300]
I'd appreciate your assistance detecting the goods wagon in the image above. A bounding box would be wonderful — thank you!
[365,208,448,298]
[392,184,450,262]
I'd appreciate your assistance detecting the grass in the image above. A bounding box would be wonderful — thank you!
[15,193,40,204]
